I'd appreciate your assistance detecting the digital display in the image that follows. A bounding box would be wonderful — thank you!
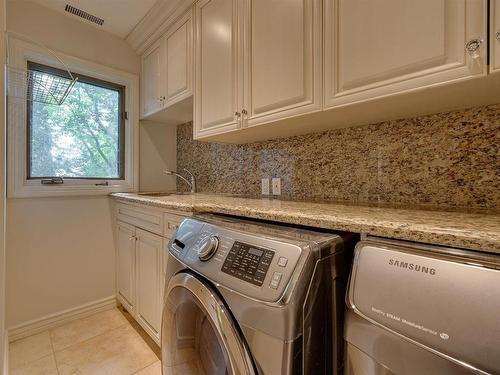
[248,248,264,257]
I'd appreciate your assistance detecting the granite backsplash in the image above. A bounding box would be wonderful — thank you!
[177,104,500,210]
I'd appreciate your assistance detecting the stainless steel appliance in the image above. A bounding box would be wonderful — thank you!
[161,214,355,374]
[345,236,500,375]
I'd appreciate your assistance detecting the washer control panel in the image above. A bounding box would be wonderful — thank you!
[167,215,341,303]
[221,241,275,286]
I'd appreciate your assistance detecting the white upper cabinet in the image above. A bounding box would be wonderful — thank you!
[194,0,241,138]
[140,10,193,119]
[165,11,193,105]
[194,0,321,138]
[324,0,488,108]
[141,40,163,117]
[491,0,500,73]
[243,0,322,127]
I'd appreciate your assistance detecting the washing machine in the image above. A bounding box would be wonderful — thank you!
[161,213,356,375]
[344,236,500,375]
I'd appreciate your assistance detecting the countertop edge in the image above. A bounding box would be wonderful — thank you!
[110,194,500,254]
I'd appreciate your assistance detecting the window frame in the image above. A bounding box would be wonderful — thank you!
[26,61,127,181]
[7,36,139,198]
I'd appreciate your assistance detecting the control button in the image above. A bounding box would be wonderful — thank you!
[243,274,254,282]
[277,257,288,267]
[269,272,282,289]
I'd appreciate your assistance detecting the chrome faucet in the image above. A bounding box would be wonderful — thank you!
[163,168,196,193]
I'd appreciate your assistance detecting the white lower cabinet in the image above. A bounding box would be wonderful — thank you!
[135,228,163,341]
[116,222,136,313]
[114,202,189,345]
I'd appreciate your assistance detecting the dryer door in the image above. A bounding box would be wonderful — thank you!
[162,272,256,375]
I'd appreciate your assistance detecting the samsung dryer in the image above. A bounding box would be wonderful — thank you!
[345,236,500,375]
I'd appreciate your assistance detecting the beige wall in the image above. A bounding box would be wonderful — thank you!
[6,0,140,74]
[1,0,7,370]
[4,1,174,329]
[139,121,177,192]
[6,197,115,327]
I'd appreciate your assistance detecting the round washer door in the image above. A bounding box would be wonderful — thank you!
[162,272,256,375]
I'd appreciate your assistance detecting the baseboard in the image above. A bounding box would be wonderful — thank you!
[8,295,117,342]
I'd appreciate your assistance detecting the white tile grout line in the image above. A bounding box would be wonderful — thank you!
[130,359,161,375]
[48,330,61,375]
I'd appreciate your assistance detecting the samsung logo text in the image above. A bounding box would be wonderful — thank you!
[388,259,436,275]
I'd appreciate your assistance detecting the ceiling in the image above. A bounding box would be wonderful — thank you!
[22,0,159,38]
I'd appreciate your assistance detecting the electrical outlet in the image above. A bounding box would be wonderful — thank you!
[272,177,281,196]
[261,178,270,195]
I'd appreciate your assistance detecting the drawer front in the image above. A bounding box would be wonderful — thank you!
[116,204,163,235]
[163,212,187,238]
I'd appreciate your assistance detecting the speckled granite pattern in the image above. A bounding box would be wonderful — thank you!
[177,105,500,210]
[110,193,500,254]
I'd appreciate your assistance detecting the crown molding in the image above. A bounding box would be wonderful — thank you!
[126,0,196,55]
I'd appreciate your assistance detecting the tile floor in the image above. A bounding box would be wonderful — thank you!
[9,308,162,375]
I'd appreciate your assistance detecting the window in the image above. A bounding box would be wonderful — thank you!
[7,36,138,198]
[27,62,125,181]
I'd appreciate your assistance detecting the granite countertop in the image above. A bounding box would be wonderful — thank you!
[110,192,500,254]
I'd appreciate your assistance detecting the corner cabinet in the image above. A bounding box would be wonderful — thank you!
[141,10,193,120]
[194,0,322,139]
[324,0,488,108]
[491,0,500,73]
[113,202,189,344]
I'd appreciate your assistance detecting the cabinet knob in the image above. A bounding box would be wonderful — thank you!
[241,109,248,115]
[465,38,483,59]
[496,31,500,42]
[234,111,241,118]
[129,236,136,241]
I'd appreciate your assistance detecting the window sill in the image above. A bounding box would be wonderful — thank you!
[8,183,136,198]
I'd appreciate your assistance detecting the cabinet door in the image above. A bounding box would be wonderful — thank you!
[194,0,241,138]
[244,0,322,127]
[116,222,135,313]
[141,40,164,117]
[324,0,487,108]
[136,228,162,341]
[165,11,193,105]
[491,0,500,73]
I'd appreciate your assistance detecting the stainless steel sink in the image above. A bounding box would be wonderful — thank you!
[137,192,190,197]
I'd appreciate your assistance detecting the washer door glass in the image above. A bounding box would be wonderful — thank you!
[162,272,255,375]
